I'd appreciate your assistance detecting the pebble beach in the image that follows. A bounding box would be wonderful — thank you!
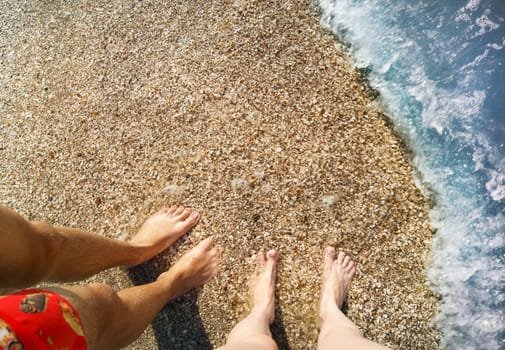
[0,0,440,349]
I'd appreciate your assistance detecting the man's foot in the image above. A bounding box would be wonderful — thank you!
[249,250,279,324]
[158,237,220,298]
[320,247,356,320]
[130,206,200,264]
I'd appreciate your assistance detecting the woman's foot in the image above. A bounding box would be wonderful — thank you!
[130,206,200,264]
[216,250,279,350]
[249,250,279,324]
[318,248,391,350]
[320,247,356,321]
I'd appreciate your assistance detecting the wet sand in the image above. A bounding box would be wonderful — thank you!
[0,0,440,349]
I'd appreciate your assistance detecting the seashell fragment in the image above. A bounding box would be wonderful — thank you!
[321,194,339,208]
[163,184,184,194]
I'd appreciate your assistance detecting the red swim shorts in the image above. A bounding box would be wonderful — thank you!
[0,289,87,349]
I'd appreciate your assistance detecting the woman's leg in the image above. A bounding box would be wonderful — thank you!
[217,250,279,350]
[50,237,219,350]
[317,247,390,350]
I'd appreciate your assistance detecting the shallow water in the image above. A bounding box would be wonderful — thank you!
[316,0,505,349]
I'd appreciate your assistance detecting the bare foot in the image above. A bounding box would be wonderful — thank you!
[320,247,356,320]
[130,206,200,264]
[158,237,220,298]
[249,250,279,324]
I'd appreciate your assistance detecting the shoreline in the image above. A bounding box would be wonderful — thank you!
[0,0,440,349]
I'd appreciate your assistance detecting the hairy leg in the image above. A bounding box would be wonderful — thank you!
[318,247,390,350]
[50,237,219,350]
[0,205,199,288]
[217,250,279,350]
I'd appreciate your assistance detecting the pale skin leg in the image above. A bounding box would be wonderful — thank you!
[49,237,220,350]
[0,205,200,288]
[318,247,391,350]
[217,250,279,350]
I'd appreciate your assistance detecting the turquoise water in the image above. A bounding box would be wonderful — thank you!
[316,0,505,349]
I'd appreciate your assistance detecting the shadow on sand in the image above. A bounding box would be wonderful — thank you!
[271,303,292,350]
[127,262,212,350]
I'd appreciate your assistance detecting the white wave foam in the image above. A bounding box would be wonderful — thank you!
[465,0,481,12]
[486,165,505,201]
[475,10,500,36]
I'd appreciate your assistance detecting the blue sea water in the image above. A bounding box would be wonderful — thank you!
[316,0,505,349]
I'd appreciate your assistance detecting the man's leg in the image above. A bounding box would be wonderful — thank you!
[0,205,200,288]
[318,247,390,350]
[217,250,279,350]
[49,237,219,350]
